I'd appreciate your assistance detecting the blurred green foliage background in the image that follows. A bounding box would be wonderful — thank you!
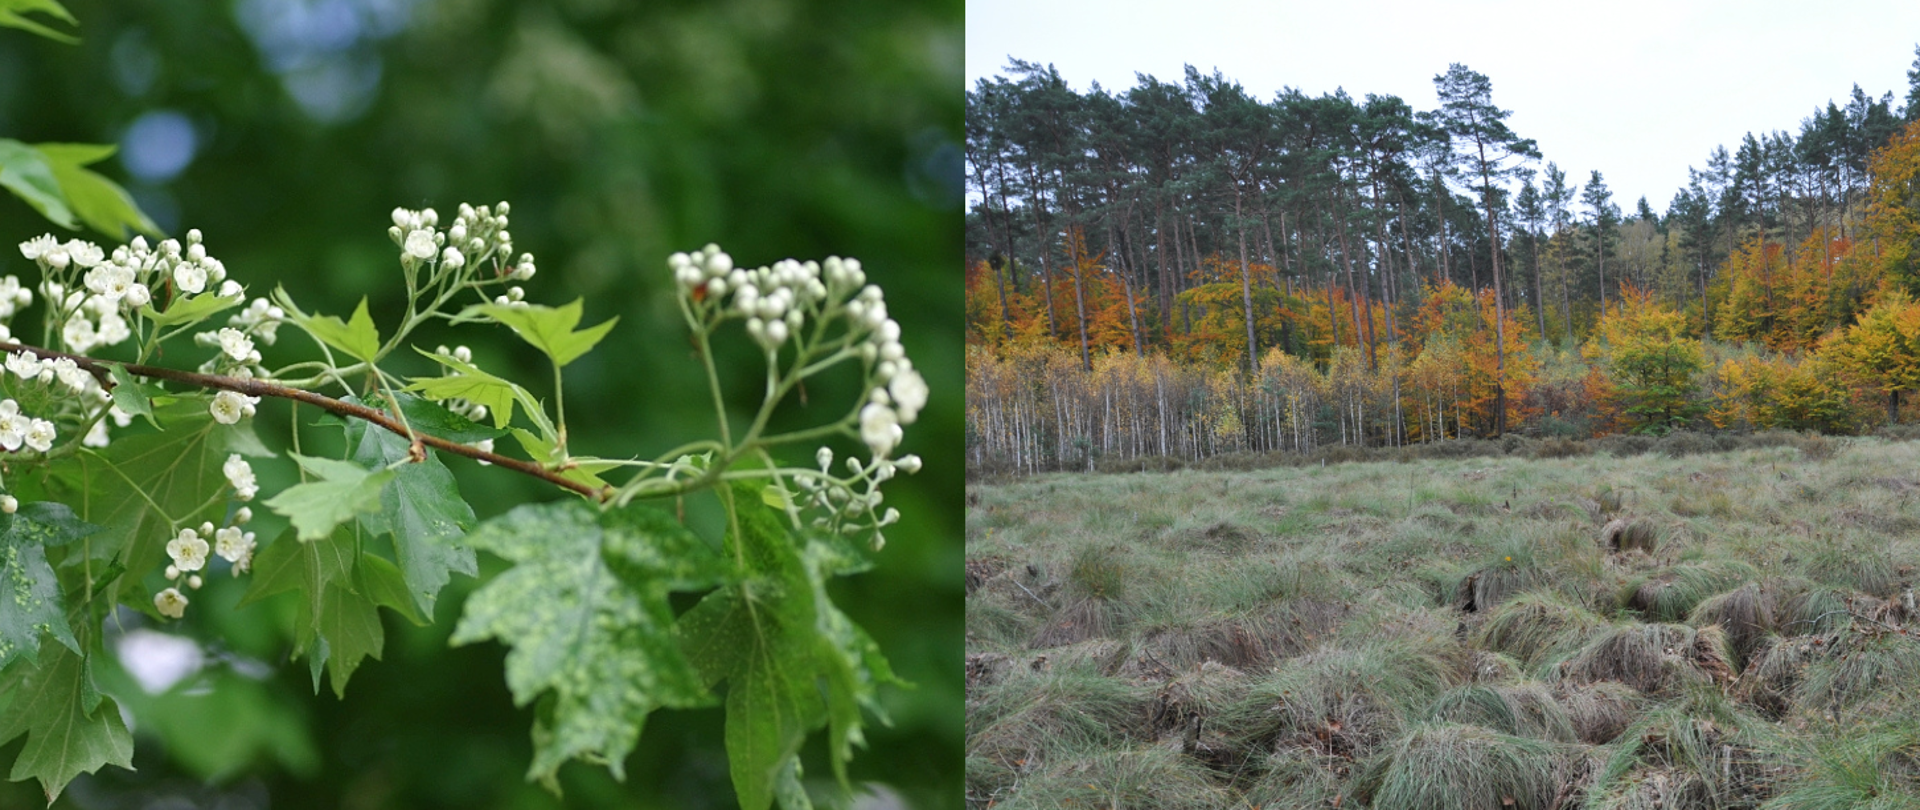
[0,0,961,807]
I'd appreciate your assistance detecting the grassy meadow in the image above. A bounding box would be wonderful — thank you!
[965,434,1920,809]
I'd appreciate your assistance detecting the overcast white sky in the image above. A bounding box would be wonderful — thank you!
[966,0,1920,215]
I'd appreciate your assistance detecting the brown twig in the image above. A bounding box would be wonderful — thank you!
[0,340,613,502]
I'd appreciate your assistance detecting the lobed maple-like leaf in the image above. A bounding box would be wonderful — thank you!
[0,502,98,668]
[675,486,900,810]
[0,645,134,803]
[450,499,728,790]
[341,394,482,616]
[241,525,416,697]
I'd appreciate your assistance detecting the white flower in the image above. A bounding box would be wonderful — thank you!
[209,390,258,424]
[154,587,188,619]
[404,229,437,260]
[4,352,38,381]
[888,368,926,425]
[97,312,132,346]
[64,239,104,268]
[896,454,922,475]
[167,528,210,572]
[0,495,15,514]
[84,420,110,448]
[24,419,55,452]
[18,235,58,261]
[49,358,89,393]
[224,454,258,500]
[216,328,255,362]
[174,262,208,294]
[441,246,465,269]
[0,400,22,451]
[123,283,151,308]
[860,402,901,460]
[62,316,98,353]
[214,525,256,566]
[188,575,203,590]
[0,276,27,318]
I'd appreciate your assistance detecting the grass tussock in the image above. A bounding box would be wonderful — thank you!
[968,436,1920,807]
[1475,590,1610,669]
[1622,560,1757,622]
[1685,582,1774,669]
[1231,638,1459,762]
[1559,623,1733,694]
[1600,517,1659,553]
[1353,722,1558,810]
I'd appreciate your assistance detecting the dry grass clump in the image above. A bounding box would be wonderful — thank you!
[1600,517,1658,553]
[1030,596,1126,649]
[1475,590,1610,669]
[1241,751,1347,809]
[1762,725,1920,808]
[966,667,1149,803]
[1142,661,1251,771]
[1588,692,1782,809]
[1350,722,1558,810]
[1559,623,1733,694]
[1621,560,1757,622]
[1230,638,1459,762]
[1793,629,1920,720]
[1803,543,1902,596]
[1129,601,1347,676]
[989,746,1236,810]
[1772,582,1851,635]
[1685,582,1774,668]
[1554,681,1644,745]
[1732,634,1826,719]
[1424,682,1578,742]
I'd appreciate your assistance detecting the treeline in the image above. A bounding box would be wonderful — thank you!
[966,51,1920,473]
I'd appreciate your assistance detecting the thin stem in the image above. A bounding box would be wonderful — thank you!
[0,339,611,502]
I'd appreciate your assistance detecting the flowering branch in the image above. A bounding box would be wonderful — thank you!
[0,338,612,501]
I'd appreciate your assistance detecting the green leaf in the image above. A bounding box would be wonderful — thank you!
[508,428,613,491]
[675,487,897,810]
[0,138,75,227]
[263,453,394,541]
[407,348,524,430]
[472,299,618,368]
[341,395,479,617]
[0,503,98,668]
[378,391,507,444]
[36,143,160,238]
[24,405,254,609]
[107,364,161,430]
[0,645,134,803]
[451,499,728,790]
[284,296,382,364]
[139,290,243,327]
[240,526,387,697]
[0,0,79,44]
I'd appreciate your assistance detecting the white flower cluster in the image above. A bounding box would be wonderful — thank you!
[0,398,57,453]
[0,275,33,319]
[791,447,921,550]
[224,454,258,501]
[388,202,535,284]
[154,510,257,620]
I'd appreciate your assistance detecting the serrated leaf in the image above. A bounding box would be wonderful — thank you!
[378,391,506,444]
[0,0,78,44]
[341,395,478,617]
[107,364,161,430]
[36,143,160,238]
[508,428,614,491]
[675,487,897,810]
[472,299,618,368]
[239,526,387,697]
[407,348,523,430]
[284,296,382,364]
[0,138,75,227]
[139,290,242,327]
[0,503,99,668]
[451,500,728,789]
[27,408,251,609]
[0,645,134,803]
[263,453,394,541]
